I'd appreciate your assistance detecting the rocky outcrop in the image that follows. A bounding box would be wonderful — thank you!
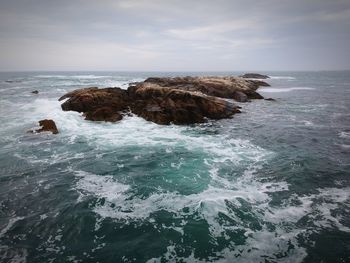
[239,73,270,79]
[58,76,270,125]
[32,119,59,134]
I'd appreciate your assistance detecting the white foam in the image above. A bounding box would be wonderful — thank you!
[74,164,350,262]
[21,96,269,162]
[0,217,25,238]
[269,76,296,80]
[339,131,350,139]
[301,120,314,126]
[17,96,256,167]
[35,75,111,79]
[70,75,111,79]
[260,87,315,93]
[340,144,350,149]
[75,171,129,203]
[74,162,282,222]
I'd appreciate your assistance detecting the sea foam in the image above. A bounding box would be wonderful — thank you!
[260,87,315,92]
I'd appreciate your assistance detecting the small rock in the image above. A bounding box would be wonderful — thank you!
[264,98,276,101]
[240,73,270,79]
[31,90,39,94]
[34,119,59,134]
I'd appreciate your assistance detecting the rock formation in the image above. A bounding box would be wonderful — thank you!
[58,76,270,125]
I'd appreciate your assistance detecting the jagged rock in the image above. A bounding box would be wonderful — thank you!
[31,119,59,134]
[31,90,39,94]
[239,73,270,79]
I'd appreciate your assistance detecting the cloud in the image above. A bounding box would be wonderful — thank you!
[0,0,349,70]
[166,19,260,41]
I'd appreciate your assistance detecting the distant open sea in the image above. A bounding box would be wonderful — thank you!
[0,71,349,262]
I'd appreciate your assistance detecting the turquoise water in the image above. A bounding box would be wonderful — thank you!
[0,71,349,262]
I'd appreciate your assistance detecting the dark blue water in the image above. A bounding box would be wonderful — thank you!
[0,71,349,262]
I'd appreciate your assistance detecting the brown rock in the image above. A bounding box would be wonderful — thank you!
[129,83,240,125]
[34,119,59,134]
[59,87,129,113]
[84,107,123,122]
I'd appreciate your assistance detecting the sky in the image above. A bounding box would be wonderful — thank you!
[0,0,350,71]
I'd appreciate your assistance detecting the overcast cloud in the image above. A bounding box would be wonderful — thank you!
[0,0,349,71]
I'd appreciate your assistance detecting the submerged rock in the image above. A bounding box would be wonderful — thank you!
[239,73,270,79]
[58,76,270,125]
[265,98,276,101]
[31,119,59,134]
[31,90,39,94]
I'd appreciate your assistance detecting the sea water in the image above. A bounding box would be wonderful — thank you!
[0,71,349,262]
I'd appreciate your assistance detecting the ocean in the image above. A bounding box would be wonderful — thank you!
[0,71,349,262]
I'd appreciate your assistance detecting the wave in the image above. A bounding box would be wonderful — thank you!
[0,216,25,238]
[269,76,296,80]
[260,87,315,93]
[339,131,350,139]
[340,144,350,149]
[34,75,111,79]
